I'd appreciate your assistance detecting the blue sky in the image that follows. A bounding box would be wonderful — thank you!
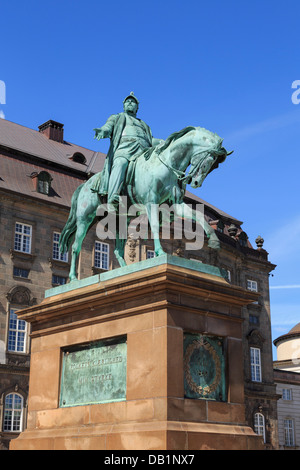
[1,0,300,357]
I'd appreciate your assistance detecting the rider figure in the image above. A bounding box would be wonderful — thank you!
[93,92,161,207]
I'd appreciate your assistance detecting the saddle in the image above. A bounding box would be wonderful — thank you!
[90,152,140,201]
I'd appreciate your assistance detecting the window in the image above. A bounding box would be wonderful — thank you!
[247,280,258,292]
[52,232,68,262]
[282,389,292,401]
[146,250,155,259]
[250,347,262,382]
[247,280,259,303]
[52,274,67,286]
[238,231,248,247]
[94,241,109,270]
[8,309,27,353]
[13,267,29,279]
[284,419,295,447]
[249,314,259,325]
[71,152,86,164]
[254,413,265,443]
[3,393,23,432]
[37,171,52,195]
[217,220,224,233]
[14,223,32,254]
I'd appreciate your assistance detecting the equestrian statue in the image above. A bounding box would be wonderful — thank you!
[60,92,232,281]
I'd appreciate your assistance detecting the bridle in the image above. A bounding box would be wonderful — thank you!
[155,143,224,184]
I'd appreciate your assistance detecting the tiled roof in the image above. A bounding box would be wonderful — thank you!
[273,324,300,346]
[0,118,106,174]
[289,323,300,334]
[0,152,84,208]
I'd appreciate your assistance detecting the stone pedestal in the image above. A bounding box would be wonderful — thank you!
[10,256,264,450]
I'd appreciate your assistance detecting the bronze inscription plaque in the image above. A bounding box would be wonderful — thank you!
[59,336,127,407]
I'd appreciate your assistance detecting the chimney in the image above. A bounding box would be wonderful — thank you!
[38,120,64,143]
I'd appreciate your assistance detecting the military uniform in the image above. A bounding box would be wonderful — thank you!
[93,93,153,204]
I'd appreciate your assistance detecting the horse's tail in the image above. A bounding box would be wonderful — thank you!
[59,183,84,254]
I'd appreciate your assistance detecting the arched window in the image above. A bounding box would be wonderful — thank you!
[6,286,34,355]
[71,152,86,164]
[3,393,23,432]
[254,412,265,443]
[238,231,248,247]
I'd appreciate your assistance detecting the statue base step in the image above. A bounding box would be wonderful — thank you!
[11,417,262,451]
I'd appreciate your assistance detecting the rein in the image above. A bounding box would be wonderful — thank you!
[155,144,224,183]
[156,151,186,179]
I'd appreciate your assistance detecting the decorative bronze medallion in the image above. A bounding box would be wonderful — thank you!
[183,333,226,401]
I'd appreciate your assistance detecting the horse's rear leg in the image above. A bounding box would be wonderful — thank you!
[114,234,126,267]
[69,220,91,281]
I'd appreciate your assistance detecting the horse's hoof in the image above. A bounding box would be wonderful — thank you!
[208,239,220,250]
[116,258,126,267]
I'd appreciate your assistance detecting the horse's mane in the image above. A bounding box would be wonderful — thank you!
[143,126,196,160]
[156,126,196,154]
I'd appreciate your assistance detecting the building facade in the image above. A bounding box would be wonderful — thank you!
[0,118,278,449]
[274,323,300,449]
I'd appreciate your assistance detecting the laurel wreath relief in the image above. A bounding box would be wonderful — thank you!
[184,337,221,397]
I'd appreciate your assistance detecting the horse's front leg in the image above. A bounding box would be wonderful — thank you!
[146,202,165,256]
[174,202,220,250]
[69,235,80,282]
[69,248,78,282]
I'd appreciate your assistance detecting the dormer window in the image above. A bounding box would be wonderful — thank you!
[71,152,86,165]
[37,171,52,195]
[31,171,53,195]
[217,220,224,233]
[238,231,248,247]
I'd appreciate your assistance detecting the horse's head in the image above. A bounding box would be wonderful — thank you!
[188,129,233,188]
[154,125,232,189]
[190,154,216,188]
